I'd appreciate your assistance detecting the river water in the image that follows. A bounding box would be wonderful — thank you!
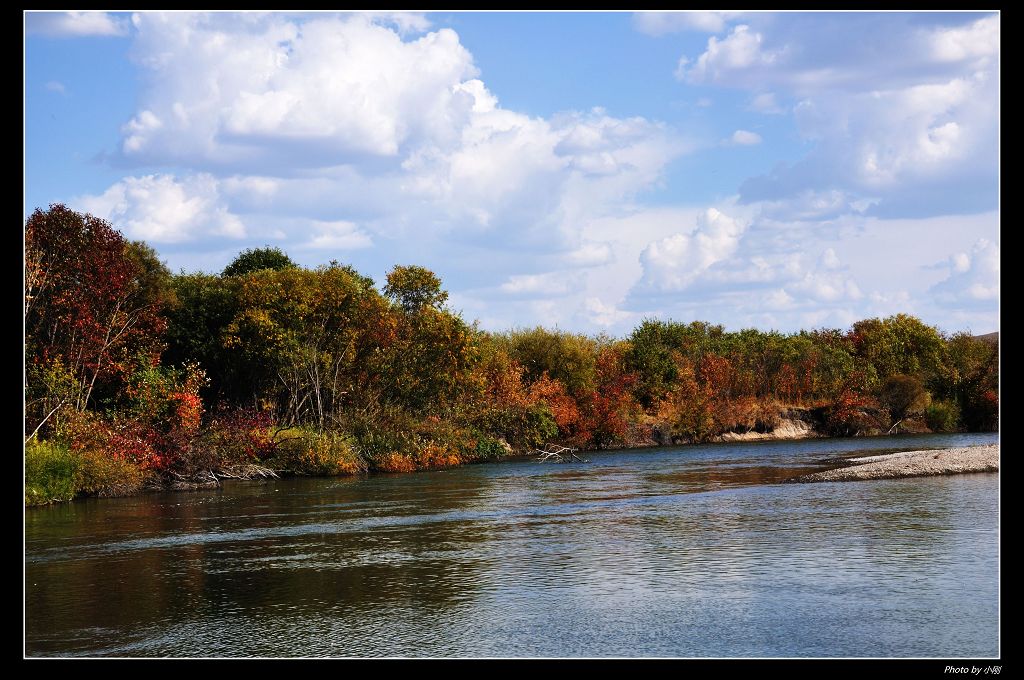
[25,433,999,658]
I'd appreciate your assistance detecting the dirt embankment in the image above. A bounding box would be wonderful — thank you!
[790,444,999,483]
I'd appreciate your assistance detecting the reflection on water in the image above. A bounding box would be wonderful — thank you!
[26,432,999,657]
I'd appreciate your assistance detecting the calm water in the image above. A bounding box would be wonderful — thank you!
[25,433,999,658]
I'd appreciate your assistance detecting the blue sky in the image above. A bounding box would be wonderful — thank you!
[25,11,999,335]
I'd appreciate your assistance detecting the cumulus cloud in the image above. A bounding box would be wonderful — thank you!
[27,11,129,37]
[678,25,783,84]
[357,11,431,35]
[500,271,580,297]
[730,129,762,146]
[755,189,877,222]
[300,220,373,251]
[120,13,479,166]
[636,208,747,293]
[565,242,613,267]
[677,14,999,93]
[633,11,744,35]
[930,239,999,308]
[663,13,1000,219]
[787,253,863,303]
[928,14,999,64]
[582,297,634,327]
[74,174,244,243]
[104,13,688,256]
[61,12,996,335]
[740,70,997,216]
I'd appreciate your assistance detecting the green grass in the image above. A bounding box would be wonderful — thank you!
[25,440,79,505]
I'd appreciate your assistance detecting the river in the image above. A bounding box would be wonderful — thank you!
[25,432,999,657]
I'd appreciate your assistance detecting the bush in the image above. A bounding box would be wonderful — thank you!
[879,374,929,422]
[472,433,510,460]
[25,440,146,505]
[925,400,961,432]
[25,440,78,505]
[200,406,278,467]
[277,429,366,476]
[74,448,147,497]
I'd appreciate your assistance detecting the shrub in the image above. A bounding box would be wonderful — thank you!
[415,441,462,469]
[277,429,366,476]
[925,400,961,432]
[879,374,929,422]
[351,425,420,473]
[472,433,510,460]
[824,389,878,437]
[74,448,147,497]
[25,440,78,505]
[201,406,279,466]
[25,440,146,505]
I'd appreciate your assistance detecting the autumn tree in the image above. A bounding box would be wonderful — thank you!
[25,205,173,438]
[848,314,946,381]
[879,374,929,423]
[496,327,598,398]
[383,265,448,314]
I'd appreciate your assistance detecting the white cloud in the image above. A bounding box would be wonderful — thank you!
[500,271,579,297]
[74,174,245,243]
[582,297,634,327]
[633,11,744,35]
[930,239,999,308]
[676,14,999,95]
[749,92,783,114]
[756,189,876,222]
[109,13,688,259]
[27,11,128,37]
[820,247,841,270]
[741,70,996,217]
[673,14,1002,219]
[622,205,997,334]
[679,25,783,84]
[636,208,747,292]
[120,14,479,165]
[565,242,613,267]
[358,11,431,35]
[788,261,862,302]
[301,220,373,251]
[44,81,66,95]
[61,12,997,336]
[730,129,762,146]
[928,15,999,64]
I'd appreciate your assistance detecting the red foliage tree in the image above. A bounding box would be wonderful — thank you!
[25,205,172,436]
[575,344,637,449]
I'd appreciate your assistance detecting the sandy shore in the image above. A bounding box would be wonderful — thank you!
[791,444,999,483]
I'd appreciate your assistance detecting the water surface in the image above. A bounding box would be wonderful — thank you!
[25,433,999,657]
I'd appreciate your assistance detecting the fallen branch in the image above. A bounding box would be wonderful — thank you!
[215,463,280,480]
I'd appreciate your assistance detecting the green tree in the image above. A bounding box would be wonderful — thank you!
[849,314,946,381]
[879,374,929,423]
[383,265,448,314]
[222,246,296,277]
[495,327,598,398]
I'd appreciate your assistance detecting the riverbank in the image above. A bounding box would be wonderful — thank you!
[790,444,999,483]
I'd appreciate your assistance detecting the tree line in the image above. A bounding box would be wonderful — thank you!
[24,205,999,503]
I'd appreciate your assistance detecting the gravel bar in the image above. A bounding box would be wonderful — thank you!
[791,444,999,483]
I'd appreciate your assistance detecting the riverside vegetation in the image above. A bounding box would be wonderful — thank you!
[24,205,999,505]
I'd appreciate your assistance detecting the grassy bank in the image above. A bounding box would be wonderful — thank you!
[24,418,522,506]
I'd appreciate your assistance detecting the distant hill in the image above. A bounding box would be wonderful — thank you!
[974,332,999,347]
